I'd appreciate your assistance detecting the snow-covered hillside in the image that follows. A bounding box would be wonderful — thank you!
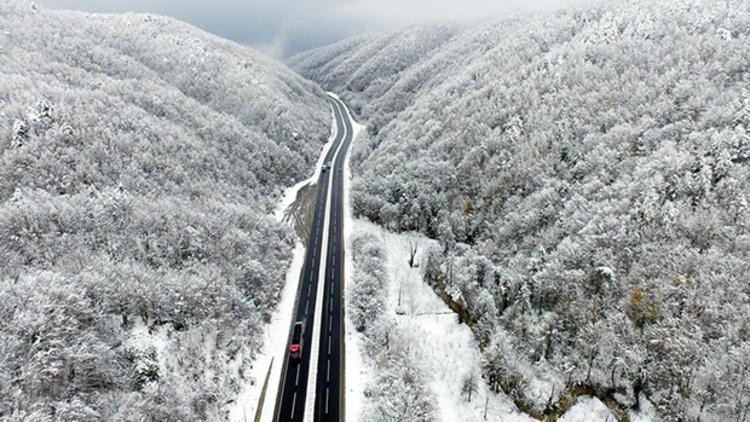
[291,0,750,420]
[0,1,329,420]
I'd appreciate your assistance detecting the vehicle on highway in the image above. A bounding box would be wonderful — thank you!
[322,164,330,171]
[289,321,304,360]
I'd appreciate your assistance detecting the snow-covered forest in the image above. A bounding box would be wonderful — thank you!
[291,0,750,420]
[0,1,330,419]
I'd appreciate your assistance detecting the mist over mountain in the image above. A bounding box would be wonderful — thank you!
[36,0,583,57]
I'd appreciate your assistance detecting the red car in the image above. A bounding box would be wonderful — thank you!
[290,321,304,360]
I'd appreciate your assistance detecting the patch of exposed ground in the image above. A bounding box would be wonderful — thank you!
[282,181,318,240]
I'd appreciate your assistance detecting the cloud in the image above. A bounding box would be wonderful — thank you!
[36,0,583,57]
[330,0,578,29]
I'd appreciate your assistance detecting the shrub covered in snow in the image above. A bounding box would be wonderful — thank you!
[349,233,387,333]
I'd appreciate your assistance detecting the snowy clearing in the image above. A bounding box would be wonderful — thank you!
[351,219,533,422]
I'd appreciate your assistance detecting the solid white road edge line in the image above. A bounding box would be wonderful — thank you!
[303,97,348,422]
[252,98,340,422]
[338,94,364,422]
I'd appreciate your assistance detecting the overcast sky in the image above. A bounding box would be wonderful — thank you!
[37,0,580,57]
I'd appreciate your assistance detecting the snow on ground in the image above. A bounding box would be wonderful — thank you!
[229,244,305,422]
[352,220,533,422]
[125,318,170,364]
[231,100,339,422]
[126,318,169,355]
[558,396,615,422]
[526,377,558,408]
[341,101,367,422]
[630,395,658,422]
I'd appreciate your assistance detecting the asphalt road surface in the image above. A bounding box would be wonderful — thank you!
[273,95,352,422]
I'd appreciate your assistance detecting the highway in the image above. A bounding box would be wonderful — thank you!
[273,95,353,422]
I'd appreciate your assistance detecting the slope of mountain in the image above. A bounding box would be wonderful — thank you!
[0,1,329,420]
[290,0,750,420]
